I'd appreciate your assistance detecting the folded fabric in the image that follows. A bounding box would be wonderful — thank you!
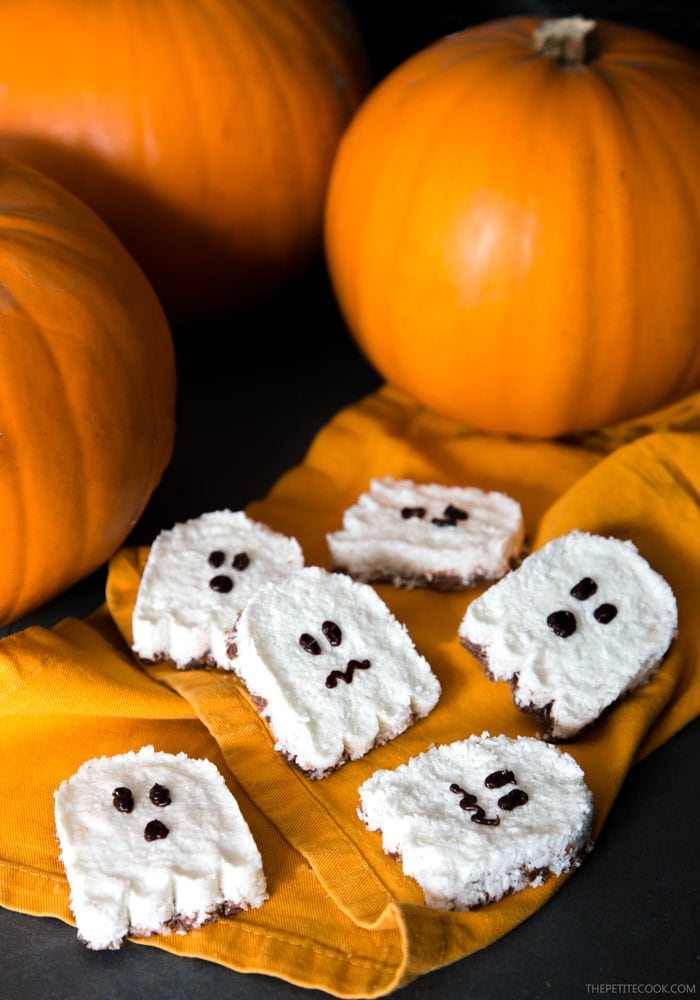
[2,382,699,997]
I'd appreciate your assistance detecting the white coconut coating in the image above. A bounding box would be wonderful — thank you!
[459,531,678,739]
[54,746,267,950]
[358,733,594,910]
[327,477,524,589]
[229,566,441,778]
[131,509,304,669]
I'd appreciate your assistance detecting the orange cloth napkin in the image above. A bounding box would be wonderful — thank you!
[2,383,700,997]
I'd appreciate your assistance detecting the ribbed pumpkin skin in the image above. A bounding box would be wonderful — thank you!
[325,17,700,438]
[0,0,370,321]
[0,158,175,625]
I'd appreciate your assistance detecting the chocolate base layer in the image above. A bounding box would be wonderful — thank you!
[76,901,245,950]
[382,835,593,911]
[246,694,429,780]
[135,650,220,671]
[332,554,523,592]
[459,634,670,742]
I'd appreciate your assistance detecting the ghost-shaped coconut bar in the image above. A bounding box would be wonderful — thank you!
[326,476,524,590]
[131,509,304,670]
[226,565,441,778]
[458,531,678,740]
[357,732,594,910]
[54,746,267,950]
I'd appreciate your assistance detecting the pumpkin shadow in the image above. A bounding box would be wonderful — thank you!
[0,134,321,328]
[0,136,385,549]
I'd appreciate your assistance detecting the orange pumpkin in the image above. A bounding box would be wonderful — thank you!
[0,0,371,322]
[325,16,700,438]
[0,157,175,626]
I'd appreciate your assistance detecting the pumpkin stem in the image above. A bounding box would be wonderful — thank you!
[531,15,600,64]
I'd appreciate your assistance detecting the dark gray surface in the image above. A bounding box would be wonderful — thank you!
[4,2,700,995]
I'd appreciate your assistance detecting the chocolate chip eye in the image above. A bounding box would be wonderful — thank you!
[570,577,598,600]
[144,819,169,842]
[209,574,233,593]
[149,783,171,807]
[547,609,577,637]
[208,550,225,568]
[299,633,321,655]
[322,620,342,646]
[498,788,529,811]
[484,769,515,789]
[232,551,250,571]
[112,787,134,813]
[594,602,618,624]
[401,506,426,519]
[443,504,468,521]
[432,503,468,526]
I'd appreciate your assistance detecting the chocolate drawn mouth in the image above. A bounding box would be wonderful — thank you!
[449,772,530,826]
[450,783,500,826]
[325,658,371,689]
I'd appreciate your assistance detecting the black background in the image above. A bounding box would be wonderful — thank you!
[345,2,700,80]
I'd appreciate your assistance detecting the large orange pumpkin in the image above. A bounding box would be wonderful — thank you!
[0,157,175,626]
[0,0,371,322]
[325,16,700,438]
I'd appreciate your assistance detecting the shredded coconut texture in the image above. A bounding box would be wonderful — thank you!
[358,733,594,910]
[54,746,268,950]
[132,509,303,669]
[459,531,678,739]
[327,477,524,589]
[230,566,441,778]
